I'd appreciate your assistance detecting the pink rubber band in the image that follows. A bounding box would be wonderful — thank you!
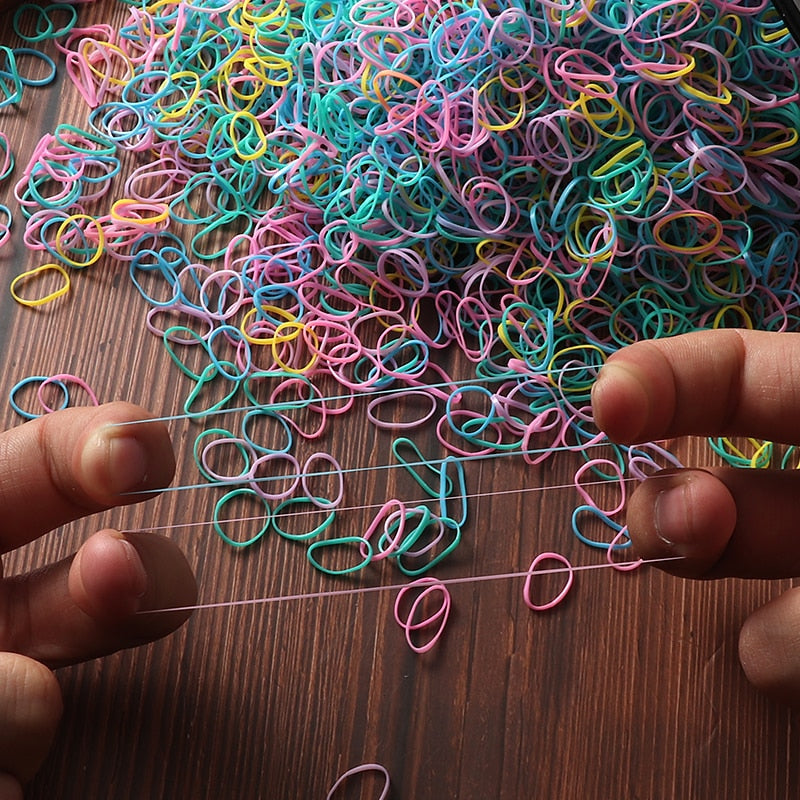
[393,577,451,654]
[523,552,574,611]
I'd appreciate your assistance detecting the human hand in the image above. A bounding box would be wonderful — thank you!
[0,402,196,799]
[591,328,800,706]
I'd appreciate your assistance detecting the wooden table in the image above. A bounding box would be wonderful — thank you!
[1,3,798,798]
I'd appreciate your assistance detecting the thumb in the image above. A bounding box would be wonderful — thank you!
[627,466,800,705]
[626,467,800,579]
[0,652,62,784]
[739,588,800,706]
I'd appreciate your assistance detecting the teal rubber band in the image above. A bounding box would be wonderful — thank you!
[272,497,336,541]
[206,324,252,382]
[781,446,799,469]
[162,325,213,381]
[707,437,772,468]
[391,437,450,498]
[439,457,467,527]
[445,412,524,452]
[214,488,271,548]
[183,362,241,419]
[243,371,318,412]
[396,515,462,577]
[241,409,294,455]
[54,124,117,156]
[13,3,77,42]
[0,47,22,107]
[190,211,253,260]
[307,536,373,576]
[377,505,431,558]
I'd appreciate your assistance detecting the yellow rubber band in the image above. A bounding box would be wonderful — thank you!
[55,215,105,268]
[271,322,319,374]
[241,305,302,345]
[711,304,753,330]
[10,263,71,307]
[111,199,170,225]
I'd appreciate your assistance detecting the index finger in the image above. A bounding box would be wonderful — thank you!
[0,402,175,554]
[591,329,800,445]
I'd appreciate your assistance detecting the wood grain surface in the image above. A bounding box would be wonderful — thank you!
[0,3,798,799]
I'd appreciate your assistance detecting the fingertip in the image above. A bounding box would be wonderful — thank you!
[69,530,148,620]
[69,529,197,640]
[627,469,737,577]
[0,772,23,800]
[0,653,62,783]
[592,361,652,444]
[739,588,800,707]
[78,404,175,503]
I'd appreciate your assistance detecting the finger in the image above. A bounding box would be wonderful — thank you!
[0,652,62,783]
[739,587,800,707]
[0,773,22,800]
[591,328,800,445]
[2,530,196,667]
[626,467,800,579]
[0,402,175,554]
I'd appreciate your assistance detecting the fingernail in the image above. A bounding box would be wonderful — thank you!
[87,429,152,496]
[654,478,693,553]
[116,536,148,601]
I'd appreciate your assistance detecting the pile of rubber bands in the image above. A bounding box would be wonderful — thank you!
[5,0,800,643]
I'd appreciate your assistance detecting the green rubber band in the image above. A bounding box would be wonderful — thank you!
[213,487,271,548]
[183,362,241,418]
[307,536,373,575]
[272,497,336,541]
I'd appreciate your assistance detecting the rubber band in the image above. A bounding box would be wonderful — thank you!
[326,764,390,800]
[36,373,98,411]
[10,262,71,307]
[249,452,301,501]
[571,504,628,550]
[393,577,451,653]
[376,504,432,561]
[9,375,69,419]
[183,362,241,418]
[438,456,467,527]
[193,428,254,484]
[391,437,448,498]
[301,452,344,509]
[272,497,336,541]
[307,535,373,576]
[396,514,461,576]
[366,388,438,429]
[362,500,407,561]
[523,552,574,611]
[11,48,57,87]
[606,527,643,572]
[0,47,22,108]
[54,214,105,267]
[573,458,626,516]
[0,203,13,249]
[240,409,294,455]
[213,488,271,548]
[14,4,78,42]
